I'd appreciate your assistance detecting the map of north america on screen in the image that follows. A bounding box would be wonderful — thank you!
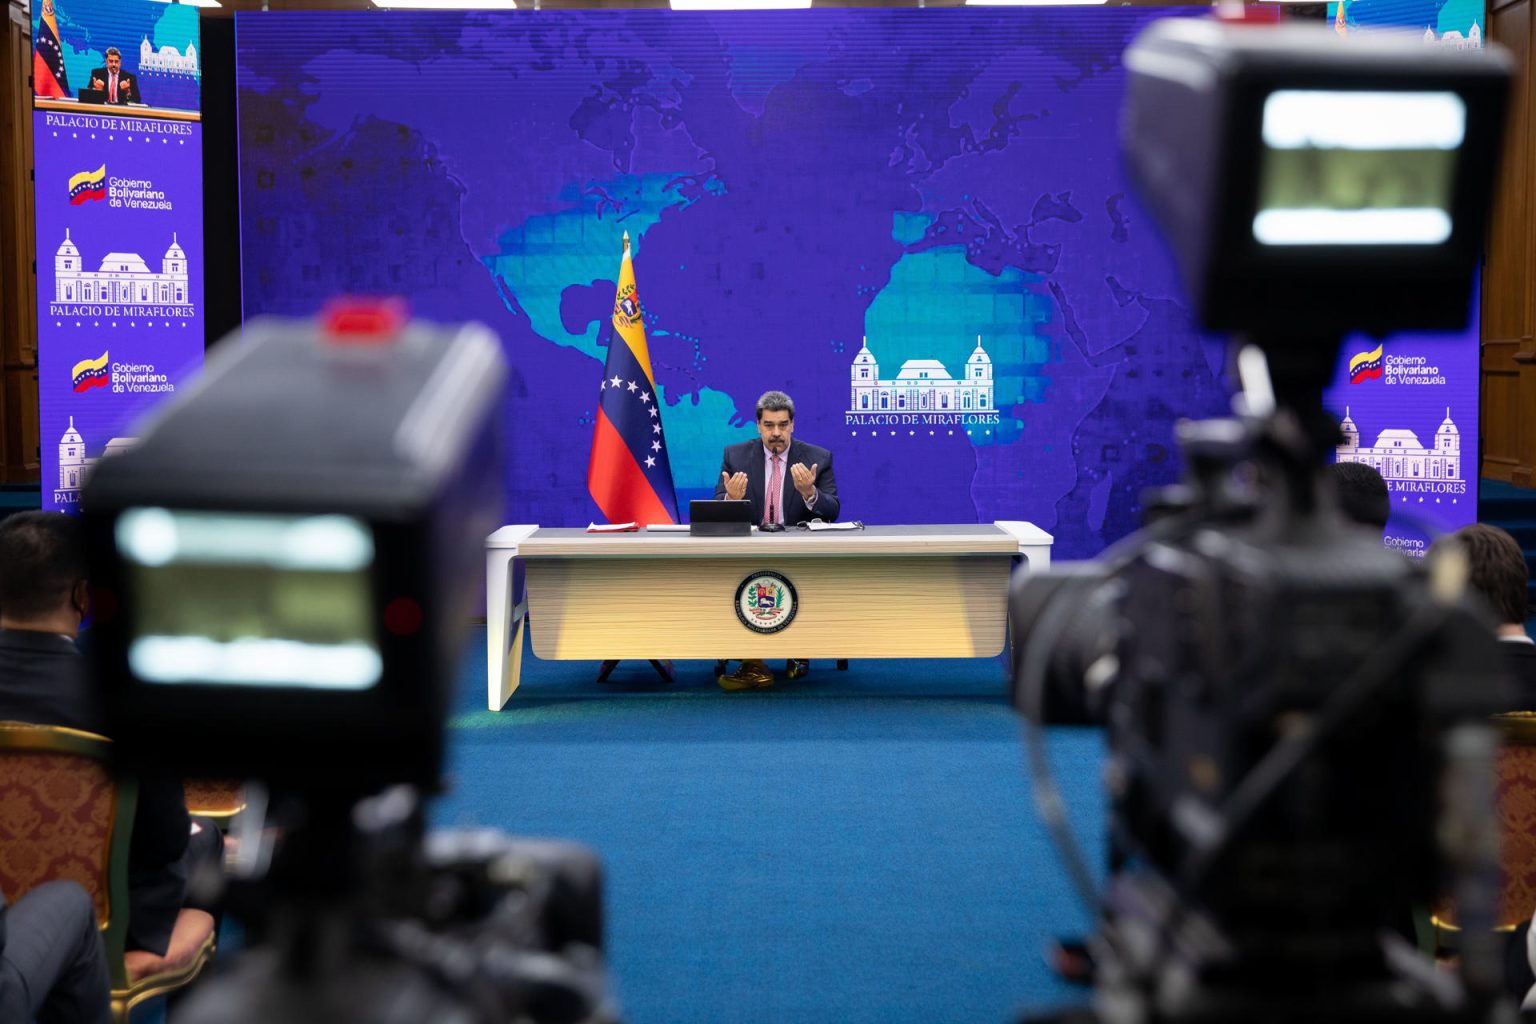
[236,9,1231,558]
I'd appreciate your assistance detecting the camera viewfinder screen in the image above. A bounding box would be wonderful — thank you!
[1255,90,1464,246]
[116,508,381,690]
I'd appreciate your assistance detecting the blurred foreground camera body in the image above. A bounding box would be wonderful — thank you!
[82,309,506,794]
[1013,21,1517,1024]
[176,826,619,1024]
[81,310,619,1023]
[1122,18,1512,341]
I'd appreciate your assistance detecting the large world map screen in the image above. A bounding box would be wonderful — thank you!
[235,8,1246,558]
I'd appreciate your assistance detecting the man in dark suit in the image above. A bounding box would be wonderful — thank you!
[88,47,138,105]
[713,390,839,691]
[0,511,220,957]
[1433,523,1536,706]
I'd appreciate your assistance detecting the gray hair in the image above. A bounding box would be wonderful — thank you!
[755,390,794,421]
[105,46,121,59]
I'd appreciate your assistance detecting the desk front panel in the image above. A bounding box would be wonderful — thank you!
[524,553,1010,659]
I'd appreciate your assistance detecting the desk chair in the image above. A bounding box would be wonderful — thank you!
[0,722,216,1022]
[1431,711,1536,955]
[183,778,247,823]
[1492,712,1536,931]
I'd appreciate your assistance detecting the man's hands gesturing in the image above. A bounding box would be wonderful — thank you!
[719,464,817,503]
[791,462,818,502]
[720,471,748,501]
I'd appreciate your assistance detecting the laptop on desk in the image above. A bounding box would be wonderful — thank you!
[689,499,752,537]
[78,88,108,103]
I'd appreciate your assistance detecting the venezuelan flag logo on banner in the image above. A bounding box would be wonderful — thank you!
[32,0,70,99]
[71,351,109,393]
[1348,344,1384,384]
[587,233,679,526]
[68,165,106,205]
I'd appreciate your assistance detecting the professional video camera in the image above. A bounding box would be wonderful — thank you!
[1011,20,1516,1024]
[80,302,619,1023]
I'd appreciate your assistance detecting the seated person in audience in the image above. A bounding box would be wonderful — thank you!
[714,390,839,691]
[1431,523,1536,706]
[1430,523,1536,1001]
[0,882,112,1024]
[0,511,222,957]
[1330,461,1390,536]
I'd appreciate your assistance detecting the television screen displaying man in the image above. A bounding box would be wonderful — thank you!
[88,47,138,105]
[713,390,839,691]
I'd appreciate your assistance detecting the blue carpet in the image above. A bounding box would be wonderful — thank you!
[431,627,1105,1024]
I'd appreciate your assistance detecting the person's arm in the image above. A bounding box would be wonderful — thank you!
[806,450,838,521]
[790,451,837,521]
[717,448,748,502]
[130,774,191,877]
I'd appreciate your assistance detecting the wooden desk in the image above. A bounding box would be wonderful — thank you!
[483,522,1053,710]
[34,99,201,122]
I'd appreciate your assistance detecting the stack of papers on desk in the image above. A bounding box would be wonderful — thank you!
[645,524,690,532]
[805,520,859,531]
[586,522,638,533]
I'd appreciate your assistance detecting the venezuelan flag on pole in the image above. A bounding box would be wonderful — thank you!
[33,0,71,99]
[587,232,679,526]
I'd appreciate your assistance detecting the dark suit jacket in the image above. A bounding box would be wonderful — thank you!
[0,629,189,956]
[1502,639,1536,710]
[88,68,138,104]
[714,438,839,524]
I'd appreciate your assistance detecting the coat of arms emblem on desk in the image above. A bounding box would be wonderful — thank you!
[734,571,797,633]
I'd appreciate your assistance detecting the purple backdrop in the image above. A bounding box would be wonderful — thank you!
[233,9,1480,556]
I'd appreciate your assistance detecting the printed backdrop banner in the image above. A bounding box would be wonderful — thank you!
[32,0,203,512]
[1325,318,1478,557]
[234,9,1479,559]
[1321,0,1483,554]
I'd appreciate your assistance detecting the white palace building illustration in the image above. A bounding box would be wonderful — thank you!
[54,230,189,306]
[136,36,202,110]
[139,36,199,75]
[1424,21,1482,48]
[849,337,994,414]
[1336,406,1461,482]
[57,418,135,499]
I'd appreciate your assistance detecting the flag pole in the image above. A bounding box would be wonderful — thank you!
[586,228,672,684]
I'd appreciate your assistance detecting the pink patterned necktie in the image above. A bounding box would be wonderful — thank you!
[765,454,782,525]
[109,73,117,103]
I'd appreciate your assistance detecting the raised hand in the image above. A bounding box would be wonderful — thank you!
[721,470,748,501]
[791,462,819,501]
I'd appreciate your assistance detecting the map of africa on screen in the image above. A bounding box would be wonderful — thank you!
[236,8,1233,558]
